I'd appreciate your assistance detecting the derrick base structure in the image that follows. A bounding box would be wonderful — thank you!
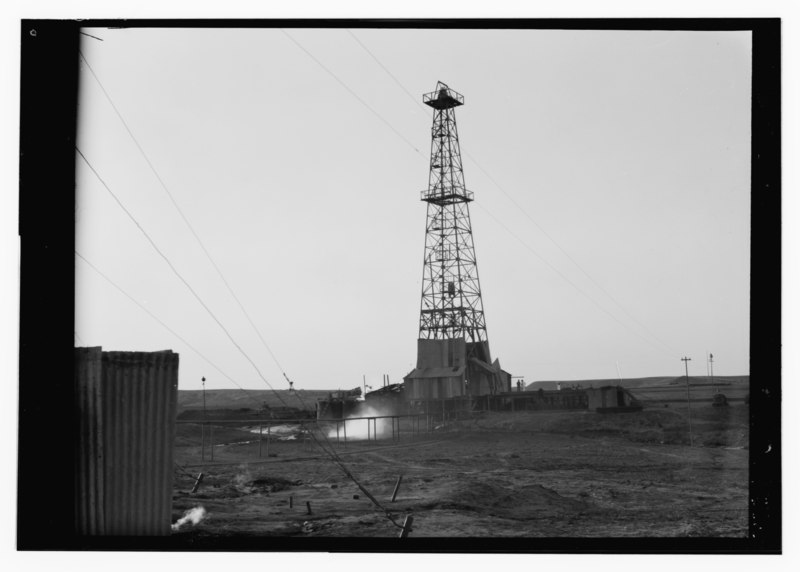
[404,337,511,401]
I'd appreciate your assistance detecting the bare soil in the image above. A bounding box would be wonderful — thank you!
[171,405,748,538]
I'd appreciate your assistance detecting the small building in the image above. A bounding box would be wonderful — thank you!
[364,382,405,415]
[585,385,642,413]
[403,338,511,401]
[316,387,362,419]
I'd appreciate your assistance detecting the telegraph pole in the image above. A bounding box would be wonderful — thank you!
[202,376,207,416]
[201,376,207,462]
[709,353,716,394]
[681,357,693,447]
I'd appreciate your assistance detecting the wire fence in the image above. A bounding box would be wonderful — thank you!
[175,413,445,466]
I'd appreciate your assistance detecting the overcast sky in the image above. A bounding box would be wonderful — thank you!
[74,26,752,392]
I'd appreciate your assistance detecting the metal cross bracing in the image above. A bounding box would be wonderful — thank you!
[418,82,488,343]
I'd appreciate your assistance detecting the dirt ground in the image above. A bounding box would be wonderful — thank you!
[170,405,748,539]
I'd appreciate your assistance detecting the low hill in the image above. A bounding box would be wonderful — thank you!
[178,389,333,412]
[526,375,749,391]
[181,376,749,411]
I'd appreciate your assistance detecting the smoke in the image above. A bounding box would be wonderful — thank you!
[171,506,207,532]
[232,466,252,489]
[327,404,394,440]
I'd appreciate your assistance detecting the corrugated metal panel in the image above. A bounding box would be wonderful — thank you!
[405,365,466,379]
[74,347,105,535]
[102,350,179,535]
[416,338,466,369]
[586,387,615,410]
[403,376,466,400]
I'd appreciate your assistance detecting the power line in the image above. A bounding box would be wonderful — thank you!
[474,203,676,358]
[463,154,679,356]
[345,30,429,115]
[77,147,404,530]
[79,248,403,528]
[79,50,293,386]
[344,31,678,358]
[76,250,264,410]
[280,29,425,159]
[76,146,294,408]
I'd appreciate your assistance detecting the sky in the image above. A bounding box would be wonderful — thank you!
[74,26,752,392]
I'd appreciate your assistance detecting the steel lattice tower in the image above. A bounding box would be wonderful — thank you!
[418,82,488,344]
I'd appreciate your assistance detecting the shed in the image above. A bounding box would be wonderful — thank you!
[585,385,642,413]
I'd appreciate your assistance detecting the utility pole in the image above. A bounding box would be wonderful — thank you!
[681,357,693,447]
[201,376,207,462]
[709,353,716,394]
[202,376,207,417]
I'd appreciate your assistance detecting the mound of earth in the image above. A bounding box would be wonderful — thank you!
[419,479,587,521]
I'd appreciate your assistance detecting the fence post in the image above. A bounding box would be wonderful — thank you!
[343,420,347,446]
[267,423,271,458]
[258,423,263,458]
[191,472,204,494]
[391,475,403,502]
[399,515,414,538]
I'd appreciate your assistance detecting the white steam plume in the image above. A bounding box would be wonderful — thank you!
[171,506,207,532]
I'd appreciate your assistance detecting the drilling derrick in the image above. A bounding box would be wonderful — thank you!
[404,82,510,401]
[419,82,487,345]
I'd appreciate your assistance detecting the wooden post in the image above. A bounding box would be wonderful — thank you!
[258,423,263,458]
[343,420,347,446]
[201,423,205,462]
[682,356,694,447]
[399,515,413,538]
[336,421,340,445]
[289,495,293,508]
[191,472,204,494]
[267,423,271,458]
[391,475,403,502]
[306,501,312,515]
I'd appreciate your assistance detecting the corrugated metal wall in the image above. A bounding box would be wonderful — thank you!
[416,338,466,369]
[74,348,179,536]
[74,347,104,535]
[406,376,464,400]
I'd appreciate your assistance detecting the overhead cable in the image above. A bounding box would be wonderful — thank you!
[344,30,678,357]
[79,50,293,386]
